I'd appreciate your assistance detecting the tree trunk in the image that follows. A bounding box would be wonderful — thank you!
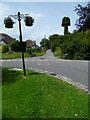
[64,26,68,35]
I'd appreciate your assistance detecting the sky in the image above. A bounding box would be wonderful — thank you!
[0,2,88,45]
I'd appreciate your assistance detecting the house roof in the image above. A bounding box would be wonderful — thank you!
[26,39,36,47]
[0,33,16,44]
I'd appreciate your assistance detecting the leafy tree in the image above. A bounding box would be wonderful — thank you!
[40,39,44,47]
[61,17,71,34]
[40,38,50,49]
[51,43,56,52]
[75,1,90,32]
[10,41,26,52]
[49,34,61,47]
[37,46,42,52]
[49,30,90,60]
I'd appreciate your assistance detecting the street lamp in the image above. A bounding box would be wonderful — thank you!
[4,12,34,76]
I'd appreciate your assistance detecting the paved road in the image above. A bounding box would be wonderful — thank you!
[1,50,88,90]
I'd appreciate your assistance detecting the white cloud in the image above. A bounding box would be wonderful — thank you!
[0,3,75,45]
[30,13,45,20]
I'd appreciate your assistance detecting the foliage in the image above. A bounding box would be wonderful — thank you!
[26,46,45,57]
[1,44,9,53]
[24,16,34,26]
[4,17,14,28]
[26,46,43,53]
[10,41,17,51]
[10,41,26,52]
[62,17,70,27]
[37,46,43,52]
[54,47,61,56]
[61,17,71,34]
[49,30,90,60]
[40,38,50,50]
[51,43,55,52]
[49,34,62,47]
[75,1,90,31]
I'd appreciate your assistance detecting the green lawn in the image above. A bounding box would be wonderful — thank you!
[33,51,45,56]
[1,51,45,60]
[2,68,88,118]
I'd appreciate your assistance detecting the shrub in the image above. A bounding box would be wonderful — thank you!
[48,30,90,60]
[1,44,9,53]
[51,44,55,52]
[10,41,17,51]
[10,41,26,52]
[37,46,42,52]
[54,47,62,57]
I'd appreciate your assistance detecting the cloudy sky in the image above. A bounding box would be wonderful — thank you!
[0,2,87,45]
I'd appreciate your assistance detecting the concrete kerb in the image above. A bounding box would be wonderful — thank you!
[28,67,89,94]
[1,58,89,62]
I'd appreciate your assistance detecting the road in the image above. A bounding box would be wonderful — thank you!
[1,50,88,90]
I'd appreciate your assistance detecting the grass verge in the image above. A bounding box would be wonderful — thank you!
[1,51,45,60]
[2,67,88,118]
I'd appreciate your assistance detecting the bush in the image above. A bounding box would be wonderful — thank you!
[54,47,61,57]
[10,41,17,51]
[1,44,9,53]
[10,41,26,52]
[49,30,90,60]
[37,46,42,52]
[51,44,55,52]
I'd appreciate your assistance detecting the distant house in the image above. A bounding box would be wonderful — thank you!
[26,39,37,49]
[0,33,16,47]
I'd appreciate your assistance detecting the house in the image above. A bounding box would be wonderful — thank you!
[0,33,16,46]
[0,33,38,49]
[26,39,37,49]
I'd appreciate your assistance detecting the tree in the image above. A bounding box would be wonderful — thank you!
[75,1,90,32]
[51,43,56,52]
[10,41,26,52]
[40,38,50,50]
[61,17,71,34]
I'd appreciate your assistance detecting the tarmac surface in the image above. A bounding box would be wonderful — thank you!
[1,50,88,91]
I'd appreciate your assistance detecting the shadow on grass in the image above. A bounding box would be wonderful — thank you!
[2,68,22,85]
[2,68,41,85]
[27,72,41,76]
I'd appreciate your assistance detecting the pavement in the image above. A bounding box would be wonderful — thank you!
[1,50,89,92]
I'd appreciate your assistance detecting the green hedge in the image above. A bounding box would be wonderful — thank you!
[49,30,90,60]
[10,41,26,52]
[1,44,9,53]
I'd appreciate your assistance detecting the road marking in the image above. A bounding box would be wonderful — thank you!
[1,59,88,62]
[37,63,41,65]
[47,63,50,65]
